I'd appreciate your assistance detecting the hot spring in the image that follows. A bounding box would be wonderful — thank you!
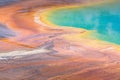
[42,0,120,44]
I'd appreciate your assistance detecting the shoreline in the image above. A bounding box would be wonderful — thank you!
[0,0,120,59]
[36,0,120,52]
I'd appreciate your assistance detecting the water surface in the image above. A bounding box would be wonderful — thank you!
[46,1,120,44]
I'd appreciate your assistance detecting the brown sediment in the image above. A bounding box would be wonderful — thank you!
[0,0,120,80]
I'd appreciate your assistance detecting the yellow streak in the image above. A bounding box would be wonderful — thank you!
[38,0,120,52]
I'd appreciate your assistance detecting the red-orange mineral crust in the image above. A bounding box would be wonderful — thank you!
[0,0,120,80]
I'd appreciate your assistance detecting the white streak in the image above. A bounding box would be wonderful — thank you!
[34,9,49,27]
[0,47,51,60]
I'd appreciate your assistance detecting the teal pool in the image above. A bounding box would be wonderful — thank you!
[46,1,120,44]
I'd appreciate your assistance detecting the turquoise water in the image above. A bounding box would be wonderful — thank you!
[47,1,120,44]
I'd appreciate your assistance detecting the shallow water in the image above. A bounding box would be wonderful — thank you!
[46,1,120,44]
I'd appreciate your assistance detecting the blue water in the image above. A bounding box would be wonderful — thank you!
[46,1,120,44]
